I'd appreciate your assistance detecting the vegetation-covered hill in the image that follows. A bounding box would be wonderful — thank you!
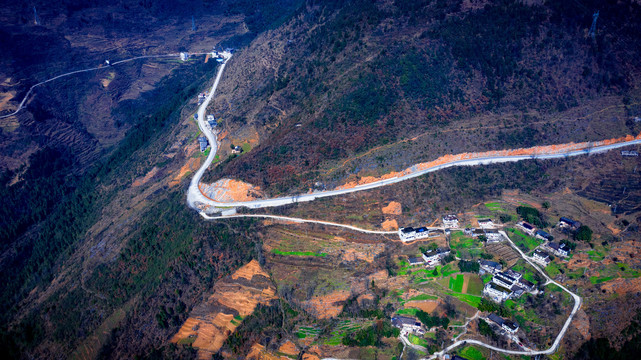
[204,0,641,194]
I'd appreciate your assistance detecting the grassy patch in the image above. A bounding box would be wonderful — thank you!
[546,261,562,277]
[408,294,438,301]
[451,231,483,250]
[459,346,485,360]
[484,202,505,212]
[506,228,540,251]
[396,308,419,316]
[590,276,614,284]
[408,333,429,347]
[241,142,252,153]
[449,274,465,292]
[177,336,196,345]
[323,320,363,346]
[466,275,484,296]
[449,292,482,307]
[213,154,221,163]
[272,249,327,257]
[481,273,493,284]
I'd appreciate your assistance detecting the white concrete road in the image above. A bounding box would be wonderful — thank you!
[180,48,592,359]
[426,231,582,359]
[191,137,641,213]
[186,52,232,210]
[0,53,212,120]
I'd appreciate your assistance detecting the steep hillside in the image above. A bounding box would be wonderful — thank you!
[203,0,641,194]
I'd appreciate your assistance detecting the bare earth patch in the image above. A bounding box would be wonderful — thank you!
[302,290,351,319]
[200,178,264,202]
[405,300,439,313]
[132,167,159,187]
[171,260,277,359]
[382,201,402,215]
[278,340,299,356]
[600,277,641,295]
[381,218,398,231]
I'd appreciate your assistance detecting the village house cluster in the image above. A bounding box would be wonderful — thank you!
[481,267,535,303]
[523,217,575,267]
[398,226,441,242]
[408,248,451,267]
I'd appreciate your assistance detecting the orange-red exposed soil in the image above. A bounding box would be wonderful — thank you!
[382,201,402,215]
[132,167,159,187]
[171,260,277,359]
[170,157,201,187]
[335,133,641,191]
[381,218,398,231]
[303,290,351,319]
[600,277,641,295]
[200,178,264,202]
[405,300,439,313]
[278,340,299,356]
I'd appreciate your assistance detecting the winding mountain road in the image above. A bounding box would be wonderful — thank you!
[0,52,216,120]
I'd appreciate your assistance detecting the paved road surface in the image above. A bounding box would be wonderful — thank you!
[192,138,641,212]
[0,53,213,119]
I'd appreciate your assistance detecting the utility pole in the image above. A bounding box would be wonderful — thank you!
[192,15,196,31]
[33,6,40,25]
[588,10,599,40]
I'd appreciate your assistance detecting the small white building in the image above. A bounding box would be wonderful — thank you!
[484,282,512,302]
[479,260,503,274]
[547,242,571,257]
[532,250,551,267]
[478,219,495,229]
[442,215,459,228]
[398,227,431,242]
[517,221,536,236]
[484,229,502,242]
[503,320,519,333]
[391,316,424,335]
[422,248,451,267]
[180,52,190,61]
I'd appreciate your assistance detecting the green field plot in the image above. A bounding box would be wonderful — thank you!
[408,333,430,347]
[466,275,484,296]
[408,294,439,301]
[459,346,485,360]
[397,308,419,316]
[449,274,465,292]
[590,276,615,284]
[272,249,327,257]
[323,320,364,346]
[450,232,483,250]
[449,292,482,308]
[506,228,540,251]
[484,202,505,212]
[296,326,322,339]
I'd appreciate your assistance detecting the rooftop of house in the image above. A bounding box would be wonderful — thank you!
[480,260,502,269]
[560,217,581,227]
[488,313,504,325]
[443,215,459,221]
[392,316,421,327]
[519,221,535,230]
[536,229,551,237]
[408,257,424,264]
[503,320,519,331]
[488,282,512,293]
[400,227,415,233]
[534,249,550,258]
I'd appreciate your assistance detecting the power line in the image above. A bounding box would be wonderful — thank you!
[588,10,599,40]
